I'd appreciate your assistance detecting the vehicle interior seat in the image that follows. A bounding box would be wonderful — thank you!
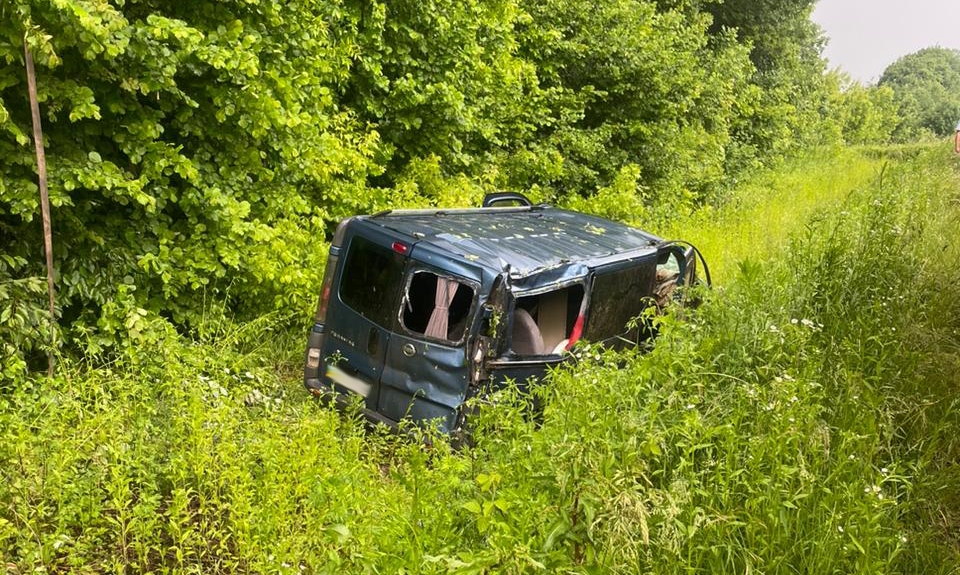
[511,307,545,355]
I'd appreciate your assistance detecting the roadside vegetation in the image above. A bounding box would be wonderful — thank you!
[3,1,960,572]
[2,146,958,573]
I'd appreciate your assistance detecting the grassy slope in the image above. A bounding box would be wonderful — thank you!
[1,147,958,573]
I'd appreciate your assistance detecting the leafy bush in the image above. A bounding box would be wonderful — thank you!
[823,72,899,145]
[0,255,50,381]
[1,1,376,335]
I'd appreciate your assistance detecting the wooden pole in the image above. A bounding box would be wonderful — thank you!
[24,43,57,377]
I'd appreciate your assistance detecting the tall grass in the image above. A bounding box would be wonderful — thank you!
[660,147,886,284]
[1,147,958,573]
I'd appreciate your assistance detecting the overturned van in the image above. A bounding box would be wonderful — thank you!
[304,192,708,433]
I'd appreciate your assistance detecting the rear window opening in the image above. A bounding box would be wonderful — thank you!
[655,250,682,307]
[402,271,474,343]
[510,284,585,356]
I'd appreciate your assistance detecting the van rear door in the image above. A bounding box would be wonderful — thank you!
[321,228,407,412]
[378,256,482,432]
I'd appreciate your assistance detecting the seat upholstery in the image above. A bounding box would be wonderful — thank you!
[511,308,545,355]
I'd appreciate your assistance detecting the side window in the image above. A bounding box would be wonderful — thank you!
[402,271,474,344]
[339,236,406,328]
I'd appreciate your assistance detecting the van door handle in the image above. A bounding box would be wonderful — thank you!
[367,327,379,354]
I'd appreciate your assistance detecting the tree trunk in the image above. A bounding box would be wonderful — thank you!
[24,43,57,377]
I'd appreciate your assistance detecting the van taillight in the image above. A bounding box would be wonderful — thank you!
[317,282,332,321]
[314,219,351,323]
[314,253,338,322]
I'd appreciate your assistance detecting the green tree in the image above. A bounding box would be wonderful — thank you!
[823,72,899,146]
[879,47,960,139]
[508,0,756,203]
[337,1,536,185]
[703,0,832,154]
[0,0,379,346]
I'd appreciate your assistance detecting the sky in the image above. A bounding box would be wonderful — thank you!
[811,0,960,84]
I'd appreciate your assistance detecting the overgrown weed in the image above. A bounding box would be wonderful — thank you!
[1,148,959,572]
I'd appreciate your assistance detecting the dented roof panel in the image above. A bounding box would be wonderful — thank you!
[363,206,662,279]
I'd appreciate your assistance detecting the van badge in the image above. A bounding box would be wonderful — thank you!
[330,331,356,348]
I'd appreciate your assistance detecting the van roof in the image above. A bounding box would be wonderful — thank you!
[364,205,663,278]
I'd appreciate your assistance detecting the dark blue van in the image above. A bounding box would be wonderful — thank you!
[304,193,706,433]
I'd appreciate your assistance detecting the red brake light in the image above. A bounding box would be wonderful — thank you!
[317,283,331,320]
[392,241,409,254]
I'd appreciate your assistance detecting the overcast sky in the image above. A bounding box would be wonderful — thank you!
[811,0,960,84]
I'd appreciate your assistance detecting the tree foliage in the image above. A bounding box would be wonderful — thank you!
[703,0,831,155]
[879,47,960,139]
[0,0,864,365]
[509,0,754,202]
[823,72,899,146]
[1,1,380,338]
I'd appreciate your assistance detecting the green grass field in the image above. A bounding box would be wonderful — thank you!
[1,146,958,573]
[659,148,886,284]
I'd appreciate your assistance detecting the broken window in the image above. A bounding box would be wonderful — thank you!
[402,271,474,343]
[511,284,585,355]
